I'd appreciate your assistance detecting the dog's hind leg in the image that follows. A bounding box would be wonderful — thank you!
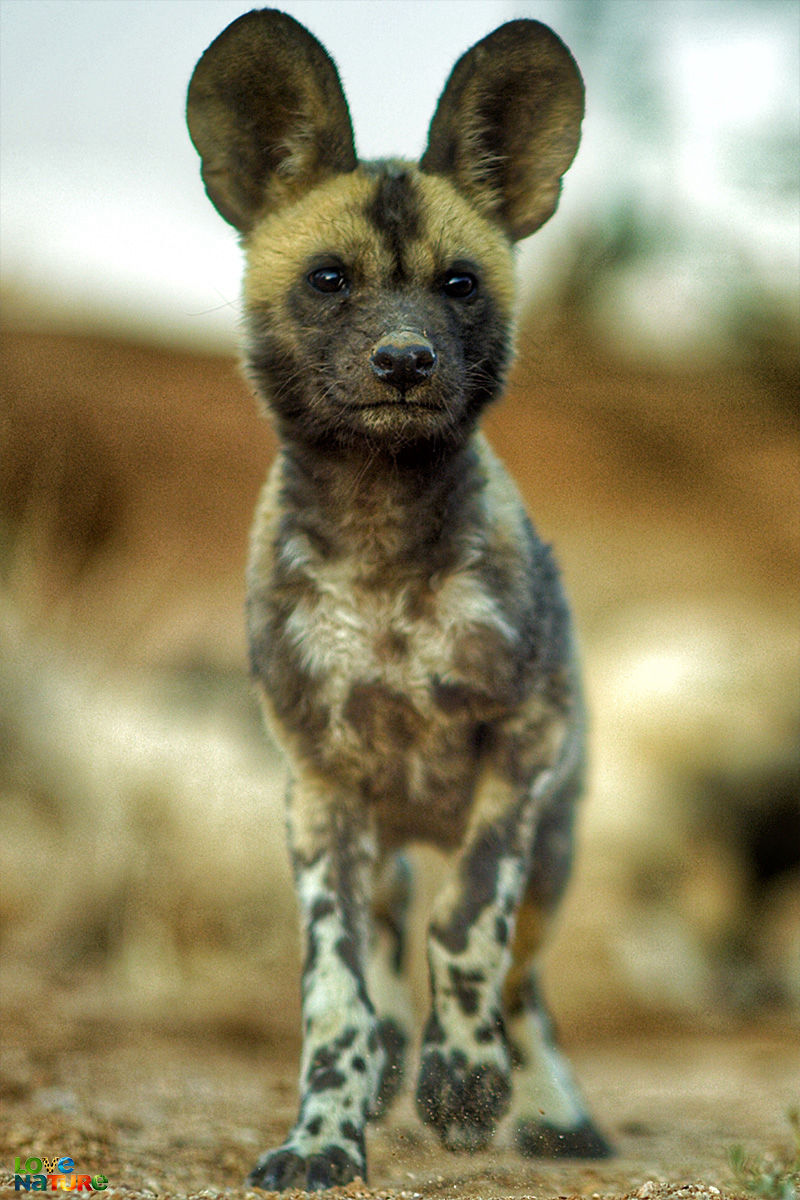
[503,751,612,1158]
[368,851,415,1118]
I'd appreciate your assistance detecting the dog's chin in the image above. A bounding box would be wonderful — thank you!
[345,403,457,447]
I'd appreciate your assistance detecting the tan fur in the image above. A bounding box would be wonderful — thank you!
[244,167,515,325]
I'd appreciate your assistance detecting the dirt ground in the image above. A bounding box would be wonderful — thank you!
[1,981,798,1200]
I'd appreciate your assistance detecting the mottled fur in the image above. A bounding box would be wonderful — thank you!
[188,8,608,1190]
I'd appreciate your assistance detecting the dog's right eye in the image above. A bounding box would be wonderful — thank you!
[307,267,349,294]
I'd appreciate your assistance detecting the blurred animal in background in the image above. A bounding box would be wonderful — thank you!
[187,7,606,1190]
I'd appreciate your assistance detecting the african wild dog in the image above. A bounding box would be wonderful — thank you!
[188,8,610,1190]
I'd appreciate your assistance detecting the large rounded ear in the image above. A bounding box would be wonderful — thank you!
[420,20,584,242]
[187,9,357,232]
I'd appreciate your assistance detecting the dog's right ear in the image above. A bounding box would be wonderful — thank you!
[187,9,357,233]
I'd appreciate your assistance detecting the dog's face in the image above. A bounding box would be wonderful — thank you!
[187,10,584,451]
[242,165,514,449]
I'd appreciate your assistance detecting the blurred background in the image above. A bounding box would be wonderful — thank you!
[1,0,798,1042]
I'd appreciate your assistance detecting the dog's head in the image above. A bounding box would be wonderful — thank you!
[187,9,583,452]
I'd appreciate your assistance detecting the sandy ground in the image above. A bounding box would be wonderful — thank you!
[1,984,798,1200]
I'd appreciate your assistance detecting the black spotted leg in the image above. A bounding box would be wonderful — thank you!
[247,779,381,1192]
[415,707,574,1152]
[415,788,531,1149]
[502,761,612,1158]
[504,965,612,1157]
[416,706,610,1157]
[367,852,414,1118]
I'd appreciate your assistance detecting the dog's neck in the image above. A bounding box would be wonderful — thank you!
[277,434,486,571]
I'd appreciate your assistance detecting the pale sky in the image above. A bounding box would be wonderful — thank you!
[1,0,797,360]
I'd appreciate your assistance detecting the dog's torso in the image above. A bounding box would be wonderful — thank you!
[248,434,574,848]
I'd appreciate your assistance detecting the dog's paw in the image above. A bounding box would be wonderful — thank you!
[416,1044,511,1151]
[246,1138,365,1192]
[514,1116,613,1159]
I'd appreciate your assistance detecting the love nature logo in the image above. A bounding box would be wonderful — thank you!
[12,1153,109,1192]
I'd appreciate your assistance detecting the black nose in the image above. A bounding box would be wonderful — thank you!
[370,332,437,393]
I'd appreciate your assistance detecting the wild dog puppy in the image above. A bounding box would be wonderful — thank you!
[188,8,609,1190]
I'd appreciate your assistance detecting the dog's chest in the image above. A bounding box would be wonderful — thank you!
[290,553,502,674]
[285,551,517,706]
[271,546,521,833]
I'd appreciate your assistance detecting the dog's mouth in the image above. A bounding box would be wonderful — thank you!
[334,392,456,429]
[340,397,446,411]
[327,388,460,446]
[314,342,471,448]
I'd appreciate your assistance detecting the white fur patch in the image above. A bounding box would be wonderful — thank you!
[505,1004,588,1129]
[283,550,518,711]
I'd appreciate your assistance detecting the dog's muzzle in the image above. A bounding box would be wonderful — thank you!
[370,330,437,394]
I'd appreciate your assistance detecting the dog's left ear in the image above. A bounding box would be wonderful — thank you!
[421,20,584,241]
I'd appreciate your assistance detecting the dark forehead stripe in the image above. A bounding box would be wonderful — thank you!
[364,167,422,280]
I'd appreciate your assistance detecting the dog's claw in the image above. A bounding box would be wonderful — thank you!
[247,1144,364,1193]
[416,1047,511,1151]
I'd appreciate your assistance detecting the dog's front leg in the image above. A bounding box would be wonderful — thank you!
[416,711,571,1152]
[248,776,381,1192]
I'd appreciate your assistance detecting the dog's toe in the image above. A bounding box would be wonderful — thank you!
[514,1117,613,1159]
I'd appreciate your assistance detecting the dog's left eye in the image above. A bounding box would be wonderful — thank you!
[307,267,349,294]
[442,271,478,300]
